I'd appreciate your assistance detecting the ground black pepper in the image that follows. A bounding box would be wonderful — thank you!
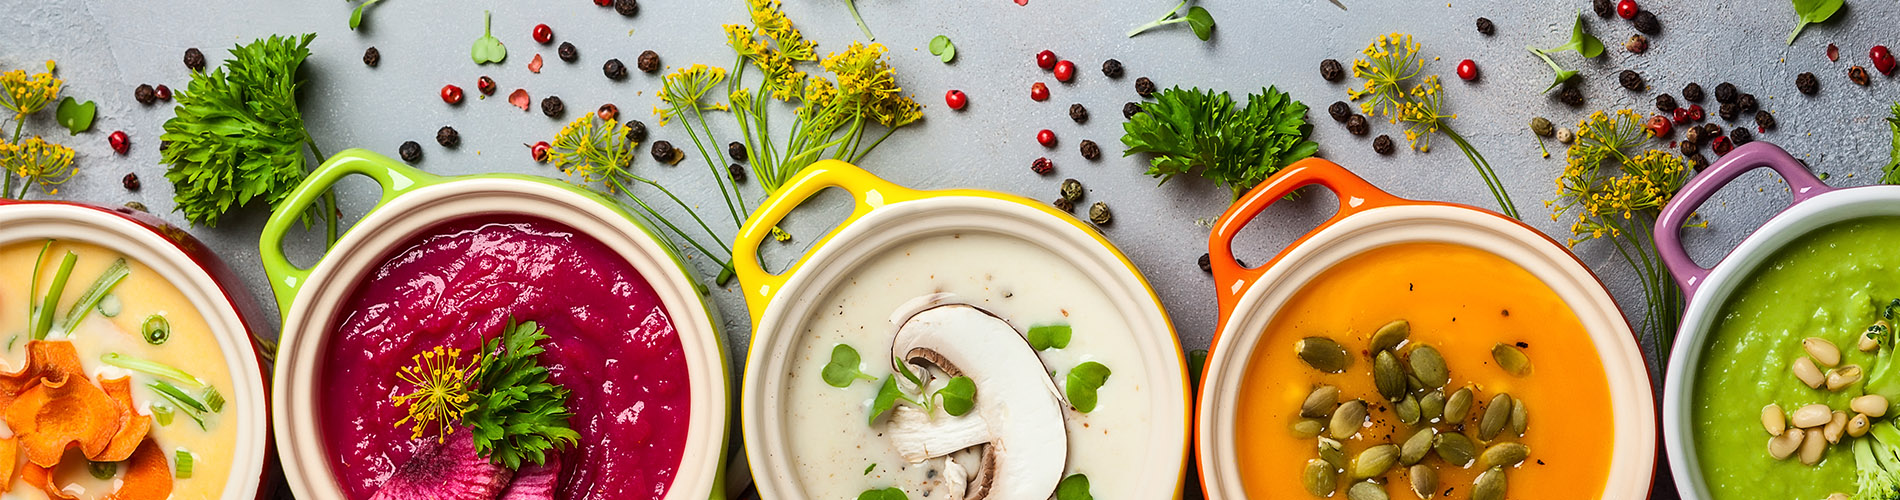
[1031,157,1054,175]
[625,119,649,143]
[184,48,205,72]
[1122,102,1142,119]
[652,140,677,163]
[1618,70,1645,91]
[1850,66,1871,86]
[1475,17,1495,36]
[1655,93,1678,113]
[1756,110,1777,130]
[1069,103,1089,123]
[728,141,747,162]
[1089,202,1111,225]
[559,42,579,62]
[1320,59,1346,82]
[1135,77,1157,98]
[1079,139,1101,161]
[363,47,381,67]
[1737,93,1758,115]
[1329,101,1352,122]
[638,50,661,73]
[135,84,156,105]
[604,59,628,80]
[541,96,565,117]
[729,163,747,184]
[1730,127,1753,146]
[1714,82,1738,104]
[1719,102,1738,121]
[614,0,638,17]
[436,126,460,148]
[122,173,140,191]
[1593,0,1614,17]
[1061,178,1084,203]
[399,141,422,163]
[1558,85,1584,107]
[1373,135,1395,155]
[1632,10,1660,35]
[1101,59,1124,79]
[1796,72,1820,95]
[1053,198,1074,213]
[1345,114,1369,136]
[1683,82,1705,102]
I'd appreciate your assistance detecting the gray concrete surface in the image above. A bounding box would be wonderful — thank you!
[5,0,1900,495]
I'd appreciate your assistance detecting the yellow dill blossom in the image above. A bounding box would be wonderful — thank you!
[724,25,764,59]
[1574,109,1650,157]
[1,136,77,190]
[391,345,479,442]
[655,64,728,125]
[0,68,61,119]
[746,0,817,61]
[549,115,636,188]
[1347,33,1424,120]
[1395,75,1453,152]
[1548,109,1695,247]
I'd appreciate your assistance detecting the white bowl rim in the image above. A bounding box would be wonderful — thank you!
[1196,203,1656,499]
[270,178,728,500]
[739,194,1191,500]
[1662,185,1900,499]
[0,203,271,500]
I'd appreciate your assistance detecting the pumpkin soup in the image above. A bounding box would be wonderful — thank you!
[1234,242,1613,499]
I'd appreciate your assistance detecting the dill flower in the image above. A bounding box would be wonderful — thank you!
[0,69,61,120]
[1347,33,1424,121]
[1,136,77,195]
[391,345,479,442]
[1575,109,1651,157]
[549,115,636,188]
[655,64,728,126]
[1341,33,1514,218]
[1395,75,1452,152]
[745,0,817,62]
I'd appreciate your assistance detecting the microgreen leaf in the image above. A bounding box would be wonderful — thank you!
[928,35,956,63]
[471,11,508,64]
[348,0,382,30]
[1028,324,1074,351]
[1056,474,1094,500]
[1184,7,1216,41]
[893,356,924,388]
[1065,361,1113,413]
[54,97,95,135]
[823,344,878,387]
[1530,48,1579,93]
[935,376,976,416]
[857,487,908,500]
[1787,0,1844,45]
[1563,14,1604,58]
[870,376,902,425]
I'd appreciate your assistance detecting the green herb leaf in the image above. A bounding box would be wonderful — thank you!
[1557,14,1605,58]
[928,35,956,63]
[1530,48,1580,93]
[1883,103,1900,184]
[822,344,878,388]
[864,463,876,475]
[471,11,508,64]
[1057,474,1094,500]
[53,97,95,135]
[349,0,381,30]
[1787,0,1844,45]
[102,352,209,388]
[1120,86,1318,200]
[465,318,580,469]
[870,376,903,425]
[1028,324,1074,351]
[1065,361,1113,413]
[893,356,923,388]
[1184,7,1216,41]
[857,487,907,500]
[935,376,977,416]
[160,33,326,230]
[59,258,129,333]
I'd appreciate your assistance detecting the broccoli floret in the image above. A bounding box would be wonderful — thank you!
[1855,438,1900,500]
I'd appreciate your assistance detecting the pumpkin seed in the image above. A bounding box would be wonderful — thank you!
[1396,394,1422,425]
[1302,385,1341,418]
[1825,411,1848,444]
[1491,343,1532,377]
[1375,351,1407,401]
[1479,393,1513,440]
[1434,432,1477,467]
[1406,374,1426,394]
[1409,345,1450,388]
[1827,365,1864,392]
[1299,337,1351,373]
[1850,413,1872,438]
[1800,428,1827,465]
[1444,387,1474,423]
[1767,429,1804,460]
[1370,319,1411,353]
[1409,464,1437,499]
[1303,459,1338,497]
[1853,394,1891,417]
[1352,444,1400,480]
[1791,404,1831,428]
[1511,398,1529,437]
[1292,418,1326,438]
[1761,404,1786,436]
[1481,442,1530,468]
[1804,337,1842,367]
[1419,389,1447,422]
[1331,400,1369,439]
[1792,357,1825,388]
[1348,481,1389,500]
[1320,437,1349,469]
[1471,467,1508,500]
[1401,428,1436,465]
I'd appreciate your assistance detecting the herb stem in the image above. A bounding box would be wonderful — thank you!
[1127,0,1189,37]
[681,106,746,229]
[843,0,875,41]
[1443,126,1520,219]
[3,118,22,197]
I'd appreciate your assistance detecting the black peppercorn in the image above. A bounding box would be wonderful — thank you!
[625,119,649,143]
[1850,66,1872,86]
[1031,157,1054,175]
[1593,0,1614,17]
[363,47,381,67]
[728,163,747,184]
[1345,114,1369,136]
[604,58,628,80]
[1069,103,1089,124]
[1618,70,1645,91]
[1683,126,1703,146]
[122,173,141,191]
[1796,72,1820,95]
[1683,82,1705,102]
[559,42,579,63]
[184,48,206,72]
[1687,152,1709,171]
[1101,59,1124,79]
[614,0,639,17]
[1088,202,1111,225]
[1135,77,1157,98]
[1373,135,1395,155]
[1061,178,1084,203]
[1475,17,1495,36]
[1737,93,1758,115]
[1079,139,1101,161]
[399,141,422,163]
[1558,85,1584,107]
[1329,101,1352,122]
[1053,198,1074,213]
[1719,102,1738,121]
[1655,94,1678,113]
[1756,110,1777,130]
[1122,102,1143,119]
[1632,10,1661,35]
[1320,59,1346,82]
[728,141,747,162]
[638,50,661,73]
[652,140,677,163]
[436,126,460,148]
[1199,253,1213,273]
[1714,82,1738,104]
[1679,137,1699,156]
[541,96,565,117]
[1730,127,1753,146]
[135,84,156,105]
[1702,123,1723,141]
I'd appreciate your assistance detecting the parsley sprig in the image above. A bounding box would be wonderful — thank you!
[464,319,581,470]
[1120,86,1318,200]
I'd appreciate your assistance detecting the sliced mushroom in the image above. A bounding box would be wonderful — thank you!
[886,294,1068,500]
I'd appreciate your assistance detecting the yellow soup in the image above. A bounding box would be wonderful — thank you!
[1234,242,1613,499]
[0,240,237,500]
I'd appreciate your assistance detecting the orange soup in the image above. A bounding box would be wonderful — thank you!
[1234,242,1613,499]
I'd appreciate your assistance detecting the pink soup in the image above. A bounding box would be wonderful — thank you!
[319,216,691,499]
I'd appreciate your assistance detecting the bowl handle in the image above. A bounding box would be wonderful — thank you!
[1209,158,1402,332]
[1654,141,1831,296]
[732,160,923,325]
[258,149,439,318]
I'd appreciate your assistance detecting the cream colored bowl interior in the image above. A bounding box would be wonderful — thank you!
[272,179,727,500]
[741,196,1190,500]
[1196,204,1655,499]
[0,204,271,499]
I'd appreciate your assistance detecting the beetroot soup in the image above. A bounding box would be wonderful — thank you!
[318,216,690,500]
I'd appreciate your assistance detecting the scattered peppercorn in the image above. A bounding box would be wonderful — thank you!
[1101,59,1124,79]
[124,201,148,212]
[1475,17,1495,36]
[1618,70,1645,91]
[1631,10,1660,35]
[1556,127,1575,144]
[135,84,156,105]
[153,85,170,101]
[1069,103,1089,124]
[615,0,639,16]
[1089,202,1112,225]
[477,76,497,95]
[1655,93,1678,113]
[1711,135,1734,156]
[1714,82,1738,104]
[729,164,747,184]
[529,141,551,163]
[122,173,141,191]
[441,84,465,105]
[541,96,565,117]
[1061,178,1084,203]
[1530,117,1555,137]
[598,103,619,121]
[1829,43,1842,62]
[1796,72,1820,95]
[1558,85,1584,107]
[1738,93,1759,115]
[1626,34,1649,54]
[1053,60,1076,83]
[1123,102,1142,119]
[1329,101,1352,122]
[652,140,677,163]
[1345,114,1369,136]
[1053,198,1074,213]
[1679,137,1698,156]
[1756,110,1777,130]
[435,126,461,148]
[1683,126,1702,146]
[1718,102,1738,121]
[1199,253,1213,273]
[1688,104,1706,121]
[1036,50,1058,70]
[638,50,661,73]
[363,46,381,67]
[1729,127,1753,146]
[1373,135,1395,155]
[1683,82,1705,102]
[1617,0,1638,19]
[1646,115,1673,138]
[533,24,555,44]
[108,131,129,155]
[184,48,206,72]
[1850,65,1871,86]
[728,141,747,162]
[1320,59,1345,82]
[1135,77,1156,98]
[399,141,422,163]
[604,59,628,80]
[1456,59,1479,81]
[1031,157,1054,175]
[1079,139,1101,160]
[559,42,579,62]
[1687,152,1709,171]
[1593,0,1614,17]
[625,119,648,143]
[1702,123,1722,141]
[1036,129,1057,147]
